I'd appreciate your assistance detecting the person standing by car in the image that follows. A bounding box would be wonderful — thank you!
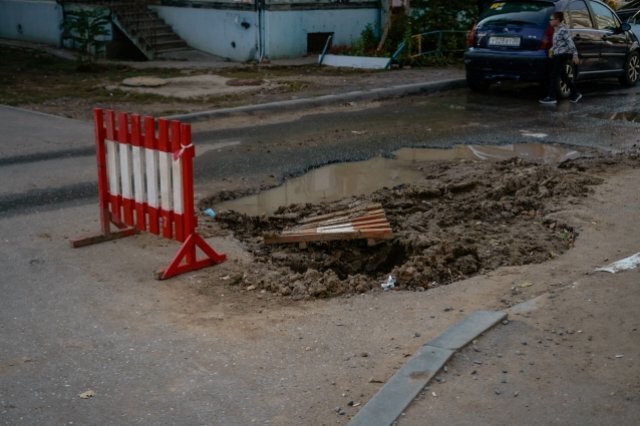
[539,11,582,104]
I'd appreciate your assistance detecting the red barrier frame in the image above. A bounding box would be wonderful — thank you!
[71,108,226,280]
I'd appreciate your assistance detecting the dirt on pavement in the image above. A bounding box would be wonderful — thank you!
[171,149,640,425]
[0,42,463,121]
[201,155,611,299]
[174,149,640,425]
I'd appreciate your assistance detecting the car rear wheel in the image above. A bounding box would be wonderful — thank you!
[555,62,576,99]
[619,51,640,87]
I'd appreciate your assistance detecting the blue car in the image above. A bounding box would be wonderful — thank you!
[465,0,640,97]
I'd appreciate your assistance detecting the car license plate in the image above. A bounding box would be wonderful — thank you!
[488,36,521,47]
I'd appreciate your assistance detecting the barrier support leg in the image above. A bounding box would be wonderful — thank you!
[70,218,138,248]
[70,228,137,248]
[157,233,227,280]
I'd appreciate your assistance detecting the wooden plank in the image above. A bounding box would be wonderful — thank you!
[297,203,382,225]
[273,227,393,238]
[315,210,386,225]
[295,210,386,230]
[280,221,391,235]
[263,202,393,245]
[317,218,389,230]
[264,229,393,245]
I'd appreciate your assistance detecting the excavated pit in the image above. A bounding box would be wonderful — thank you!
[199,147,640,299]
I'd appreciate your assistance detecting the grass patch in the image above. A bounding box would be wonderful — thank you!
[0,44,403,119]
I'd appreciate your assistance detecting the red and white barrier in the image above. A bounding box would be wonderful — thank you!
[72,108,226,279]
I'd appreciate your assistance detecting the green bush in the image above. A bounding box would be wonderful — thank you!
[330,2,479,65]
[410,0,478,33]
[61,8,110,70]
[352,24,378,56]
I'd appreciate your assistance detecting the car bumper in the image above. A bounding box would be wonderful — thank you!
[464,49,548,82]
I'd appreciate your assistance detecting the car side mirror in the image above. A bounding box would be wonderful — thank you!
[621,22,632,32]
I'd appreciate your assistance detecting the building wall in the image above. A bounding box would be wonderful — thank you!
[154,2,380,61]
[0,0,381,61]
[0,0,63,45]
[263,8,379,59]
[151,5,258,62]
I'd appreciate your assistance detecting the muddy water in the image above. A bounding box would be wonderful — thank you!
[215,143,580,216]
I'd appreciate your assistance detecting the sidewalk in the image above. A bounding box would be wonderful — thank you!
[122,48,467,122]
[396,167,640,425]
[0,37,466,122]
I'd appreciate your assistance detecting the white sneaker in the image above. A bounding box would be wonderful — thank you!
[539,97,557,105]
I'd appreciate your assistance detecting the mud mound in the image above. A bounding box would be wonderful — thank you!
[201,156,615,299]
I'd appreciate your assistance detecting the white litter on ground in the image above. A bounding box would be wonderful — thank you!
[519,130,548,138]
[381,275,396,290]
[595,252,640,273]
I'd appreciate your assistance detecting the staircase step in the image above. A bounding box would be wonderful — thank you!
[133,28,176,38]
[154,40,189,51]
[120,20,171,30]
[153,34,185,42]
[153,32,180,39]
[110,3,190,58]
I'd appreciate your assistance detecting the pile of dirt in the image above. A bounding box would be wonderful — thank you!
[200,153,638,299]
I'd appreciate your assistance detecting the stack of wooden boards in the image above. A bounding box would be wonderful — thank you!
[263,202,393,247]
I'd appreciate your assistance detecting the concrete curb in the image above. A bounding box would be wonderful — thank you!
[166,79,467,122]
[347,310,507,426]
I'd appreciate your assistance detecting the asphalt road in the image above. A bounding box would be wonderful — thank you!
[189,81,640,189]
[2,79,639,217]
[1,80,639,425]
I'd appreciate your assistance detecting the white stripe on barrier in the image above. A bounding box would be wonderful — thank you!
[106,139,120,196]
[119,141,133,200]
[172,155,184,214]
[132,146,146,204]
[145,146,159,208]
[106,139,187,216]
[159,151,173,211]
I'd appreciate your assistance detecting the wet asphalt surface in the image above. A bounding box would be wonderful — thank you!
[190,81,640,189]
[1,80,639,217]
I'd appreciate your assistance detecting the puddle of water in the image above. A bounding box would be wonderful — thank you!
[593,111,640,123]
[216,156,425,216]
[215,143,580,216]
[393,143,577,163]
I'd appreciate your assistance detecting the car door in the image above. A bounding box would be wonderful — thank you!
[589,0,628,70]
[566,0,601,72]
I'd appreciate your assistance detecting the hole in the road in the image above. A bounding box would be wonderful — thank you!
[593,111,640,123]
[215,143,580,216]
[206,145,607,299]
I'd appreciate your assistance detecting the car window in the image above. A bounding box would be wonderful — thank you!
[568,0,594,29]
[616,10,635,22]
[618,0,640,11]
[589,0,619,30]
[479,1,555,27]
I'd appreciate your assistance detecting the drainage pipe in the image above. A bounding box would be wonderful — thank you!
[256,0,266,62]
[318,34,333,65]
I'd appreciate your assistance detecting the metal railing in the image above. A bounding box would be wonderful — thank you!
[391,30,470,63]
